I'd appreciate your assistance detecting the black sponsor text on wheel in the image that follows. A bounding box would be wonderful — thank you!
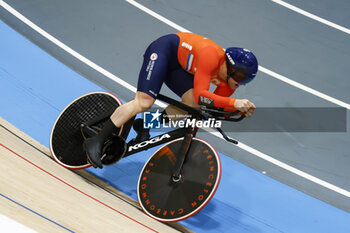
[138,137,221,222]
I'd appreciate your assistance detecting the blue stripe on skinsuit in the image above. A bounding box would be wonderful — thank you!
[186,53,191,70]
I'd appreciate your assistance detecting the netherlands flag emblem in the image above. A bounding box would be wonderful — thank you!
[186,53,194,71]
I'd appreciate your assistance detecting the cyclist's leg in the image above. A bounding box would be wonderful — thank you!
[181,88,200,108]
[84,34,179,168]
[163,68,198,120]
[110,91,155,127]
[111,34,180,125]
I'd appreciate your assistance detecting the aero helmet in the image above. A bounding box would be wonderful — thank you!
[225,47,258,84]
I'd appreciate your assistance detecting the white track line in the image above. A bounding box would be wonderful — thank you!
[0,1,137,96]
[126,0,350,110]
[1,0,349,197]
[260,66,350,109]
[272,0,350,35]
[0,0,168,108]
[211,131,350,198]
[235,142,350,197]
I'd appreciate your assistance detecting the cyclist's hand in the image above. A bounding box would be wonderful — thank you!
[234,99,256,117]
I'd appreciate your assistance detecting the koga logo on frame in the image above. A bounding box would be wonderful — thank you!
[128,134,171,152]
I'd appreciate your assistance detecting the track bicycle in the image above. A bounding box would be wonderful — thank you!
[50,91,244,222]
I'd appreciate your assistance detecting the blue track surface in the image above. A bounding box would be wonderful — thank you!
[1,20,349,233]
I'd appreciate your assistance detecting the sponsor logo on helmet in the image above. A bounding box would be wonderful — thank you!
[226,53,235,66]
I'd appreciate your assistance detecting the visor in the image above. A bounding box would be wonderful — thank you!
[226,64,248,84]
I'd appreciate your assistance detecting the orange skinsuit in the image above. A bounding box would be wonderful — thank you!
[175,32,236,109]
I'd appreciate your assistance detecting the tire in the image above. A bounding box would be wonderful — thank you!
[137,137,221,222]
[50,91,123,169]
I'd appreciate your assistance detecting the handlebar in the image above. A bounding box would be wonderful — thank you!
[156,94,243,145]
[199,106,245,122]
[157,94,246,122]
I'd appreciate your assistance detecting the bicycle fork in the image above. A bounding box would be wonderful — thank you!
[172,127,196,182]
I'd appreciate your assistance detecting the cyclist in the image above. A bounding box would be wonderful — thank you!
[84,32,258,168]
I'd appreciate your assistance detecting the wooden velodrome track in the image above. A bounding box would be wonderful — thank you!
[0,117,191,233]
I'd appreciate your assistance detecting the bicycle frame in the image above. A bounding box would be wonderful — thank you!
[124,93,207,158]
[124,126,196,157]
[81,92,243,173]
[81,93,201,160]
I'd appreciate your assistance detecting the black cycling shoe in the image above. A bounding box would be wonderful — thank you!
[83,137,104,168]
[132,118,150,143]
[83,119,119,169]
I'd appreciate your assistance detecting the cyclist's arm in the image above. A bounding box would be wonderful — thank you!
[213,84,240,112]
[193,47,236,108]
[214,84,235,97]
